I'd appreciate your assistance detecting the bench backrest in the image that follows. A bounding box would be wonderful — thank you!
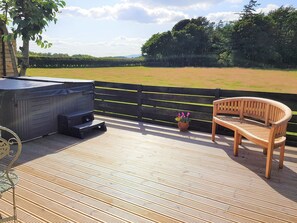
[213,97,292,128]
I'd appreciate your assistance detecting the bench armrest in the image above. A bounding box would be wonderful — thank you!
[269,117,291,142]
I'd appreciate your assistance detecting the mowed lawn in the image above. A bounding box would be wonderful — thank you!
[27,67,297,93]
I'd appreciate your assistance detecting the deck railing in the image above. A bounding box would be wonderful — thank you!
[94,81,297,146]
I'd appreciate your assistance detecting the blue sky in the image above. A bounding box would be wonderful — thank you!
[27,0,297,57]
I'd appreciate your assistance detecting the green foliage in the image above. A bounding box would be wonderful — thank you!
[232,3,297,68]
[28,51,70,57]
[7,0,66,44]
[141,1,297,68]
[232,13,276,66]
[172,19,191,32]
[268,6,297,66]
[141,31,173,59]
[173,17,214,57]
[213,22,234,66]
[1,0,66,75]
[15,51,144,68]
[20,56,144,68]
[142,17,217,66]
[71,54,97,59]
[218,51,233,67]
[1,32,14,42]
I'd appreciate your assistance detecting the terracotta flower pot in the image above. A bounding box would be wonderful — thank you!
[178,122,189,132]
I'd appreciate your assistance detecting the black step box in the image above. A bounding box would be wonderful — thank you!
[58,111,106,138]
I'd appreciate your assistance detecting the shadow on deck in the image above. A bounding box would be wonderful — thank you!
[94,116,297,203]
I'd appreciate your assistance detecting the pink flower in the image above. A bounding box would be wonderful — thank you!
[176,112,190,123]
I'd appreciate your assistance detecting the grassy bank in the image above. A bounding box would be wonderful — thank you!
[27,67,297,93]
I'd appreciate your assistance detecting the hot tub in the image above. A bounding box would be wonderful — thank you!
[1,77,94,141]
[13,76,95,115]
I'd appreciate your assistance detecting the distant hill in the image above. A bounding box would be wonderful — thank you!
[124,54,142,58]
[112,54,142,59]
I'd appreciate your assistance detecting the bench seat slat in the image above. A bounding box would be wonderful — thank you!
[214,116,286,147]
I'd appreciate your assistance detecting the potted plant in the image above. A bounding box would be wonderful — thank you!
[175,112,190,131]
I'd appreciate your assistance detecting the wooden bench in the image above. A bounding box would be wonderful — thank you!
[211,97,292,178]
[58,111,107,139]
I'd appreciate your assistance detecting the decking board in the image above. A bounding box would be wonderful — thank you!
[28,155,243,221]
[1,116,297,222]
[18,172,138,223]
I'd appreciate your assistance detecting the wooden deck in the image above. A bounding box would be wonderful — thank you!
[1,116,297,223]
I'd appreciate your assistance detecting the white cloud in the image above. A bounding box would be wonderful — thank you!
[206,11,239,23]
[257,4,279,14]
[225,0,243,3]
[205,4,280,23]
[121,0,245,10]
[206,4,279,22]
[122,0,219,9]
[62,3,188,24]
[63,6,113,19]
[26,36,146,57]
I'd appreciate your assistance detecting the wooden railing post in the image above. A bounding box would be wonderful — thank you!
[214,88,221,134]
[137,85,143,121]
[215,88,221,100]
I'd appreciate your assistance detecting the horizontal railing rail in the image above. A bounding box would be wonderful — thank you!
[94,81,297,146]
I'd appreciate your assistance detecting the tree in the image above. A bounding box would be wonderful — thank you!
[142,16,215,66]
[231,0,280,66]
[241,0,260,17]
[213,22,234,66]
[232,13,277,66]
[171,17,215,66]
[172,19,190,32]
[1,0,66,75]
[141,31,174,59]
[172,17,214,55]
[268,6,297,66]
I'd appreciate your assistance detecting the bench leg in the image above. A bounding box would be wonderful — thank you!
[265,145,273,179]
[211,121,216,142]
[239,135,242,145]
[233,130,239,156]
[279,144,285,169]
[263,148,267,155]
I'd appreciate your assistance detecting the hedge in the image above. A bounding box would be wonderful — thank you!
[17,57,145,68]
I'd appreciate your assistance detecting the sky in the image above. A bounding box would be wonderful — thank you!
[25,0,297,57]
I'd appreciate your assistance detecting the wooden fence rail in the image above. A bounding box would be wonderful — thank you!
[94,81,297,146]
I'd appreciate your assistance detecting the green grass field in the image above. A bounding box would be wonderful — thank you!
[27,67,297,93]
